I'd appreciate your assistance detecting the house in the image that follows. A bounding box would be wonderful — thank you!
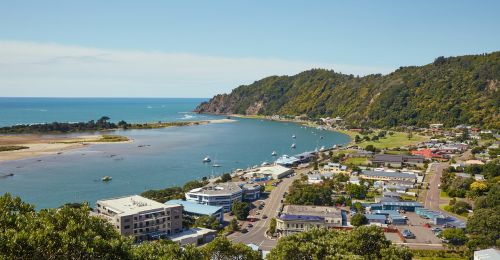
[308,172,333,184]
[276,205,345,236]
[323,163,348,173]
[165,199,224,222]
[370,154,425,167]
[95,195,183,241]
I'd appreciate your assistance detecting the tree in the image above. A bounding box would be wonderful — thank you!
[131,240,203,260]
[365,144,376,152]
[268,218,277,235]
[466,207,500,249]
[194,215,220,230]
[220,173,232,182]
[353,202,364,213]
[227,218,239,232]
[351,213,369,227]
[440,228,467,246]
[201,236,261,260]
[231,201,251,220]
[449,201,471,215]
[267,226,411,260]
[346,183,368,199]
[183,180,207,192]
[355,135,361,143]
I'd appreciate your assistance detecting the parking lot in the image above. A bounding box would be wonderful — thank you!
[395,212,442,245]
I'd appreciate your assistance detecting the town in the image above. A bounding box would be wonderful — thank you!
[92,121,499,259]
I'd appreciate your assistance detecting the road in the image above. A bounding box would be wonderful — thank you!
[425,163,448,211]
[228,167,306,251]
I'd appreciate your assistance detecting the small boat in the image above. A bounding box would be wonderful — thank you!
[261,161,270,166]
[212,164,221,168]
[203,156,211,163]
[292,135,296,139]
[319,146,325,152]
[271,151,277,156]
[320,136,324,139]
[102,176,112,182]
[291,143,296,149]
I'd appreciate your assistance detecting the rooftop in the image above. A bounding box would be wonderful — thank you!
[361,170,417,180]
[283,205,342,218]
[188,182,242,196]
[365,214,387,220]
[252,165,292,177]
[165,200,223,215]
[97,195,176,215]
[169,227,216,242]
[279,214,324,221]
[474,248,500,259]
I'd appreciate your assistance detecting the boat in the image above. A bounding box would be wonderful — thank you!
[291,143,296,149]
[102,176,112,182]
[271,151,277,156]
[319,146,325,152]
[320,136,324,139]
[203,156,211,163]
[212,164,221,167]
[261,161,270,166]
[292,135,296,139]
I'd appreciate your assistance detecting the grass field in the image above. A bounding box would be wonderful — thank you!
[338,130,428,149]
[344,157,369,166]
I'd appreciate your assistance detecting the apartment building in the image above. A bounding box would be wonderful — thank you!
[185,182,243,212]
[95,195,183,241]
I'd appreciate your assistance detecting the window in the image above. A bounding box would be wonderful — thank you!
[174,215,179,219]
[134,224,137,228]
[124,225,130,229]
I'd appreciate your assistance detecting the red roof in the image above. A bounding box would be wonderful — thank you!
[411,149,441,159]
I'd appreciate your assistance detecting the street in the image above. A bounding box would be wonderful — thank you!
[424,162,448,211]
[228,167,306,251]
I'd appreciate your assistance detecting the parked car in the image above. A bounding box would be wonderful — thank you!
[247,224,253,228]
[402,229,416,239]
[262,214,268,219]
[241,228,248,233]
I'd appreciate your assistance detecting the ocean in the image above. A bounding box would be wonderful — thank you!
[0,98,350,209]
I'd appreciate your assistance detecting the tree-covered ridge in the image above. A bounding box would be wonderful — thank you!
[196,52,500,128]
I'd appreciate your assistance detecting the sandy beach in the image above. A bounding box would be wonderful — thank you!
[0,135,130,163]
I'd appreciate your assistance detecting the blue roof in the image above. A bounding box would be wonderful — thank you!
[365,214,386,220]
[276,155,300,165]
[279,214,324,221]
[373,210,401,216]
[381,201,422,207]
[166,200,223,215]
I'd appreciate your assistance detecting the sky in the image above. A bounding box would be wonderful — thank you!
[0,0,499,98]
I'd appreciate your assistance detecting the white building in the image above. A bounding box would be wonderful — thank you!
[276,205,345,236]
[185,182,243,212]
[169,227,217,246]
[246,165,294,179]
[474,248,500,260]
[95,195,183,241]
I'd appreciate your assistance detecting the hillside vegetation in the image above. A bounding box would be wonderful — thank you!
[196,52,500,129]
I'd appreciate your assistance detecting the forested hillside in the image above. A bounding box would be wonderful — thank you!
[195,52,500,129]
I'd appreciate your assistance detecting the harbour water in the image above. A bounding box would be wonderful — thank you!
[0,98,350,209]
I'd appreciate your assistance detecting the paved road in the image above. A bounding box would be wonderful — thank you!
[228,168,305,251]
[425,163,448,211]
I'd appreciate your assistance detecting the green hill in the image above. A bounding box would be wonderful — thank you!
[195,52,500,129]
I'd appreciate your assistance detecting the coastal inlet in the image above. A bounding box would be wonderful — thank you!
[0,117,350,209]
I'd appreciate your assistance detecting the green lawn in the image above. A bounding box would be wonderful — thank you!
[339,130,428,149]
[344,157,369,166]
[0,145,29,152]
[440,190,450,198]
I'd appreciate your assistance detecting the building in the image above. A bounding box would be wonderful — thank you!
[308,172,333,184]
[370,154,425,167]
[95,195,183,241]
[240,183,262,201]
[169,227,217,246]
[275,155,301,167]
[368,201,423,212]
[364,214,387,224]
[165,199,224,222]
[247,165,294,179]
[360,170,417,183]
[185,182,243,212]
[295,151,316,163]
[323,163,348,173]
[371,210,406,225]
[474,248,500,260]
[276,205,344,236]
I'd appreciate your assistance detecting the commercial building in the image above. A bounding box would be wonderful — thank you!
[240,183,262,201]
[165,199,224,222]
[169,227,217,246]
[185,182,243,212]
[276,205,344,236]
[322,163,348,173]
[360,170,417,183]
[247,165,294,179]
[95,195,183,241]
[368,201,423,212]
[370,154,425,167]
[371,210,407,225]
[364,214,387,224]
[275,155,301,167]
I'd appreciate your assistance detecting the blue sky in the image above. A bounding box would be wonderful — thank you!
[0,0,499,97]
